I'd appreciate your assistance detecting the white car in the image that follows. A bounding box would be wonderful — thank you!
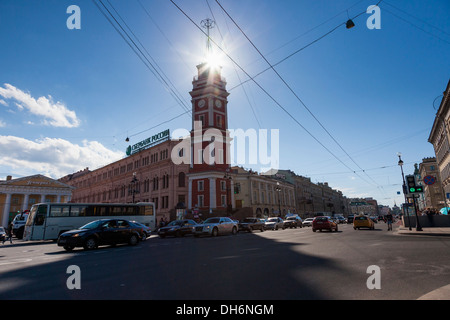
[302,218,314,227]
[194,217,238,237]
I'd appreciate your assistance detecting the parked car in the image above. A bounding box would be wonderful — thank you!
[312,216,338,232]
[302,218,314,227]
[194,217,238,237]
[57,219,144,251]
[129,221,152,240]
[353,215,375,230]
[265,217,285,230]
[158,219,198,238]
[12,210,29,239]
[284,216,303,228]
[0,226,5,242]
[238,217,265,232]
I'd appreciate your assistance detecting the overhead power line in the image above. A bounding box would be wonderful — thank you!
[92,0,192,138]
[169,0,379,188]
[213,0,385,191]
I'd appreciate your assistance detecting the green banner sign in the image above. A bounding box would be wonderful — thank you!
[126,129,170,156]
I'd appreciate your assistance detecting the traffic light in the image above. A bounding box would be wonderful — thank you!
[405,175,423,193]
[406,175,415,193]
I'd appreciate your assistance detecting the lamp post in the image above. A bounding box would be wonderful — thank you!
[397,153,412,230]
[224,169,232,216]
[276,182,282,217]
[131,172,139,203]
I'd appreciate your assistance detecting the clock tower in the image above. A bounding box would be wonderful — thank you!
[187,60,234,215]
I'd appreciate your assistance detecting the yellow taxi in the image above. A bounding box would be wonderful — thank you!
[353,215,375,230]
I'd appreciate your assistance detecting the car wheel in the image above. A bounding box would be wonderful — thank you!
[212,227,218,237]
[175,230,181,237]
[312,228,316,232]
[248,227,253,233]
[129,234,139,246]
[83,237,97,250]
[335,225,338,232]
[64,245,74,251]
[232,227,238,235]
[260,227,264,232]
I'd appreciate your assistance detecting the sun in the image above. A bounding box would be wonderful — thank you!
[205,51,224,70]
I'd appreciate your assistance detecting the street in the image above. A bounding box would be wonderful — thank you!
[1,223,450,300]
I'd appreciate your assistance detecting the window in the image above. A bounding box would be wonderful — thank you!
[178,172,186,187]
[216,115,223,127]
[198,195,204,207]
[50,205,70,217]
[221,195,226,207]
[198,180,204,191]
[221,180,226,191]
[199,114,205,126]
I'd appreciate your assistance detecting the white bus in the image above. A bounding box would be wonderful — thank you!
[23,202,156,241]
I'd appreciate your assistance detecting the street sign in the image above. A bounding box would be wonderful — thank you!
[423,175,435,185]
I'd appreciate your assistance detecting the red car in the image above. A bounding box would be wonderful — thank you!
[312,216,338,232]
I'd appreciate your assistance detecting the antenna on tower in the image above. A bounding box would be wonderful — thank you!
[201,18,215,55]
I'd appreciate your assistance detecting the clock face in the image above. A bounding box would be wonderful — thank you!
[215,99,222,108]
[198,99,206,108]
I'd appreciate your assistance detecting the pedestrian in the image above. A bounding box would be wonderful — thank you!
[386,212,393,231]
[3,223,13,244]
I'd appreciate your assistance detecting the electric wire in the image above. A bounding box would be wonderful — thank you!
[92,0,192,128]
[169,0,378,188]
[214,0,385,192]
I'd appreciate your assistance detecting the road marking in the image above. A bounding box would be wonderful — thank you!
[0,258,32,266]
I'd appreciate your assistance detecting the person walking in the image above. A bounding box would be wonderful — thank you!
[386,213,393,231]
[3,223,13,244]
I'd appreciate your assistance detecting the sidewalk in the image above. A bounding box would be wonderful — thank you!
[396,226,450,237]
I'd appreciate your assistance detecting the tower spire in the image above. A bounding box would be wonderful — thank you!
[201,18,215,56]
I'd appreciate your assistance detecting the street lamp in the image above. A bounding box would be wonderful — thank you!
[223,169,232,216]
[397,153,412,230]
[276,182,282,217]
[131,172,139,203]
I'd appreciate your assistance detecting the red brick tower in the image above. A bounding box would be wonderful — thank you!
[187,61,233,216]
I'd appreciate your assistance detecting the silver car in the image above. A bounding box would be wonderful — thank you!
[265,217,285,230]
[194,217,238,237]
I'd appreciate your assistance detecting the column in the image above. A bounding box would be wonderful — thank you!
[22,194,30,212]
[40,194,46,203]
[188,179,192,209]
[2,193,12,227]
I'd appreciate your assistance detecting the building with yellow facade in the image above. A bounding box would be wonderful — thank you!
[1,174,74,227]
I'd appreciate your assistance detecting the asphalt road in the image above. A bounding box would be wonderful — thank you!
[1,223,450,300]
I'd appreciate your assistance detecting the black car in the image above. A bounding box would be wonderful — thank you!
[158,219,198,238]
[57,219,143,251]
[129,221,152,240]
[238,217,265,232]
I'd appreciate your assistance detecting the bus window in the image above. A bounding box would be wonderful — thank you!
[144,206,154,216]
[35,212,46,226]
[94,206,109,216]
[31,204,48,226]
[70,205,87,217]
[50,205,70,217]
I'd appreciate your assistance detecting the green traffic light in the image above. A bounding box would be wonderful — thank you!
[410,187,416,192]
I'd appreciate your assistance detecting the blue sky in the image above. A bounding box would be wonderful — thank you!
[0,0,449,208]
